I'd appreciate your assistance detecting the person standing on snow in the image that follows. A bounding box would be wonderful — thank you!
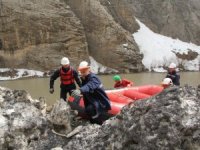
[71,61,111,124]
[49,57,82,101]
[166,63,180,86]
[113,75,133,88]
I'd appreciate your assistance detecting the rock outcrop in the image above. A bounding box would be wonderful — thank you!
[0,0,144,73]
[65,0,144,72]
[64,85,200,150]
[130,0,200,45]
[1,84,200,149]
[0,0,88,70]
[0,86,87,150]
[1,0,200,72]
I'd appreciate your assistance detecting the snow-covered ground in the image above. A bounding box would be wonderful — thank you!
[0,69,44,81]
[89,56,118,74]
[133,19,200,72]
[0,58,118,80]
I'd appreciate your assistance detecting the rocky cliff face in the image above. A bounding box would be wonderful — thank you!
[63,0,144,72]
[0,0,144,73]
[130,0,200,45]
[0,0,88,70]
[0,0,199,72]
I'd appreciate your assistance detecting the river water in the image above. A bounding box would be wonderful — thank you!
[1,72,199,105]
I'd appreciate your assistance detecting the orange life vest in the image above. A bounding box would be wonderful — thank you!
[60,67,74,85]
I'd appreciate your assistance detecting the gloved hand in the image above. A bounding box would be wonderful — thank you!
[71,89,81,98]
[49,88,54,94]
[127,84,132,87]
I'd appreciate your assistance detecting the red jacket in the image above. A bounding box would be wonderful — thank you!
[114,79,133,88]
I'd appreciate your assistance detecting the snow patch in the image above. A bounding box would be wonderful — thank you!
[133,19,200,71]
[89,56,118,74]
[181,99,197,115]
[0,115,7,128]
[0,68,44,81]
[123,43,128,47]
[153,67,167,73]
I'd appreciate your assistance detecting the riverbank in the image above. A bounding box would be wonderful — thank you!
[1,72,200,106]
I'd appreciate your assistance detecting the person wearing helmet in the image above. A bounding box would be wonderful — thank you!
[49,57,82,101]
[166,63,180,86]
[113,75,133,88]
[161,78,173,89]
[71,61,111,124]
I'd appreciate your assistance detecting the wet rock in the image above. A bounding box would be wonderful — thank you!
[63,86,200,150]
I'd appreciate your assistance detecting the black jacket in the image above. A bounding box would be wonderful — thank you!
[50,67,82,89]
[166,71,180,86]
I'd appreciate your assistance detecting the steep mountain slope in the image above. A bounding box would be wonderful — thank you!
[0,0,199,72]
[64,0,144,72]
[0,0,88,70]
[130,0,200,45]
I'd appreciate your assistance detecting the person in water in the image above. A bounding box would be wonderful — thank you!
[166,63,180,86]
[49,57,82,101]
[71,61,111,124]
[161,78,173,89]
[113,75,133,88]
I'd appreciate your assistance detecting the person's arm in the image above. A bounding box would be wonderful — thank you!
[80,76,101,93]
[123,79,133,87]
[174,74,180,86]
[166,74,176,80]
[73,70,82,87]
[114,83,118,88]
[50,69,60,89]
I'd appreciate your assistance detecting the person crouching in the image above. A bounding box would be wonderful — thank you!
[71,61,111,124]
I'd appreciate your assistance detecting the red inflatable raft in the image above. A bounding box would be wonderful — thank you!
[68,85,163,116]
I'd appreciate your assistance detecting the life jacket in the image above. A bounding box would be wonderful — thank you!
[114,79,133,88]
[60,67,74,85]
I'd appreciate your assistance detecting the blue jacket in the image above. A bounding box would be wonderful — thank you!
[166,71,180,86]
[80,73,111,115]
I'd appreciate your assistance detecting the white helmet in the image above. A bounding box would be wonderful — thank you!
[162,78,173,85]
[78,61,89,70]
[61,57,70,65]
[169,63,176,69]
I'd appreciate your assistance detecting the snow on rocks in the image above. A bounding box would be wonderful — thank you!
[0,86,74,149]
[133,19,200,72]
[63,85,200,150]
[89,56,118,74]
[0,68,44,80]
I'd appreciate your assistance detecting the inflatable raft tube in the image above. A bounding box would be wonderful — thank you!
[68,85,163,119]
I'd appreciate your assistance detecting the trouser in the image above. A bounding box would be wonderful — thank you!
[60,84,76,101]
[85,104,109,125]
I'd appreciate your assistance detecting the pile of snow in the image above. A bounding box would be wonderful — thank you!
[89,56,118,74]
[133,19,200,72]
[0,68,44,80]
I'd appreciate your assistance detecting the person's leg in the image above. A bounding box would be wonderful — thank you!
[60,87,67,101]
[69,85,76,96]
